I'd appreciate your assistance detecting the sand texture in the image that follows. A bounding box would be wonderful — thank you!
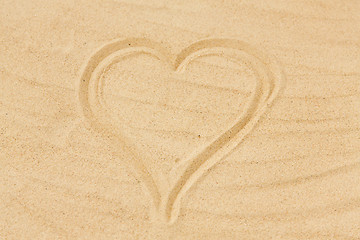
[1,0,360,239]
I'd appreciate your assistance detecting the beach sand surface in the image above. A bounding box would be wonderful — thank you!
[1,0,360,239]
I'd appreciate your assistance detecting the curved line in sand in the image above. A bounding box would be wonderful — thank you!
[164,39,285,223]
[78,39,168,211]
[78,38,285,224]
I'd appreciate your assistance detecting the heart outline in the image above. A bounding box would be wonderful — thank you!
[78,38,285,224]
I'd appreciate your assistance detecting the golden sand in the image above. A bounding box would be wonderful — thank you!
[1,0,359,239]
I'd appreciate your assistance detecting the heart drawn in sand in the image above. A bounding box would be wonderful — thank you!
[78,38,285,224]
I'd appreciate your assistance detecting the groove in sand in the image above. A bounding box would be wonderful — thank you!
[78,38,285,224]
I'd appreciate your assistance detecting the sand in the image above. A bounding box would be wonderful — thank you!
[1,0,360,239]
